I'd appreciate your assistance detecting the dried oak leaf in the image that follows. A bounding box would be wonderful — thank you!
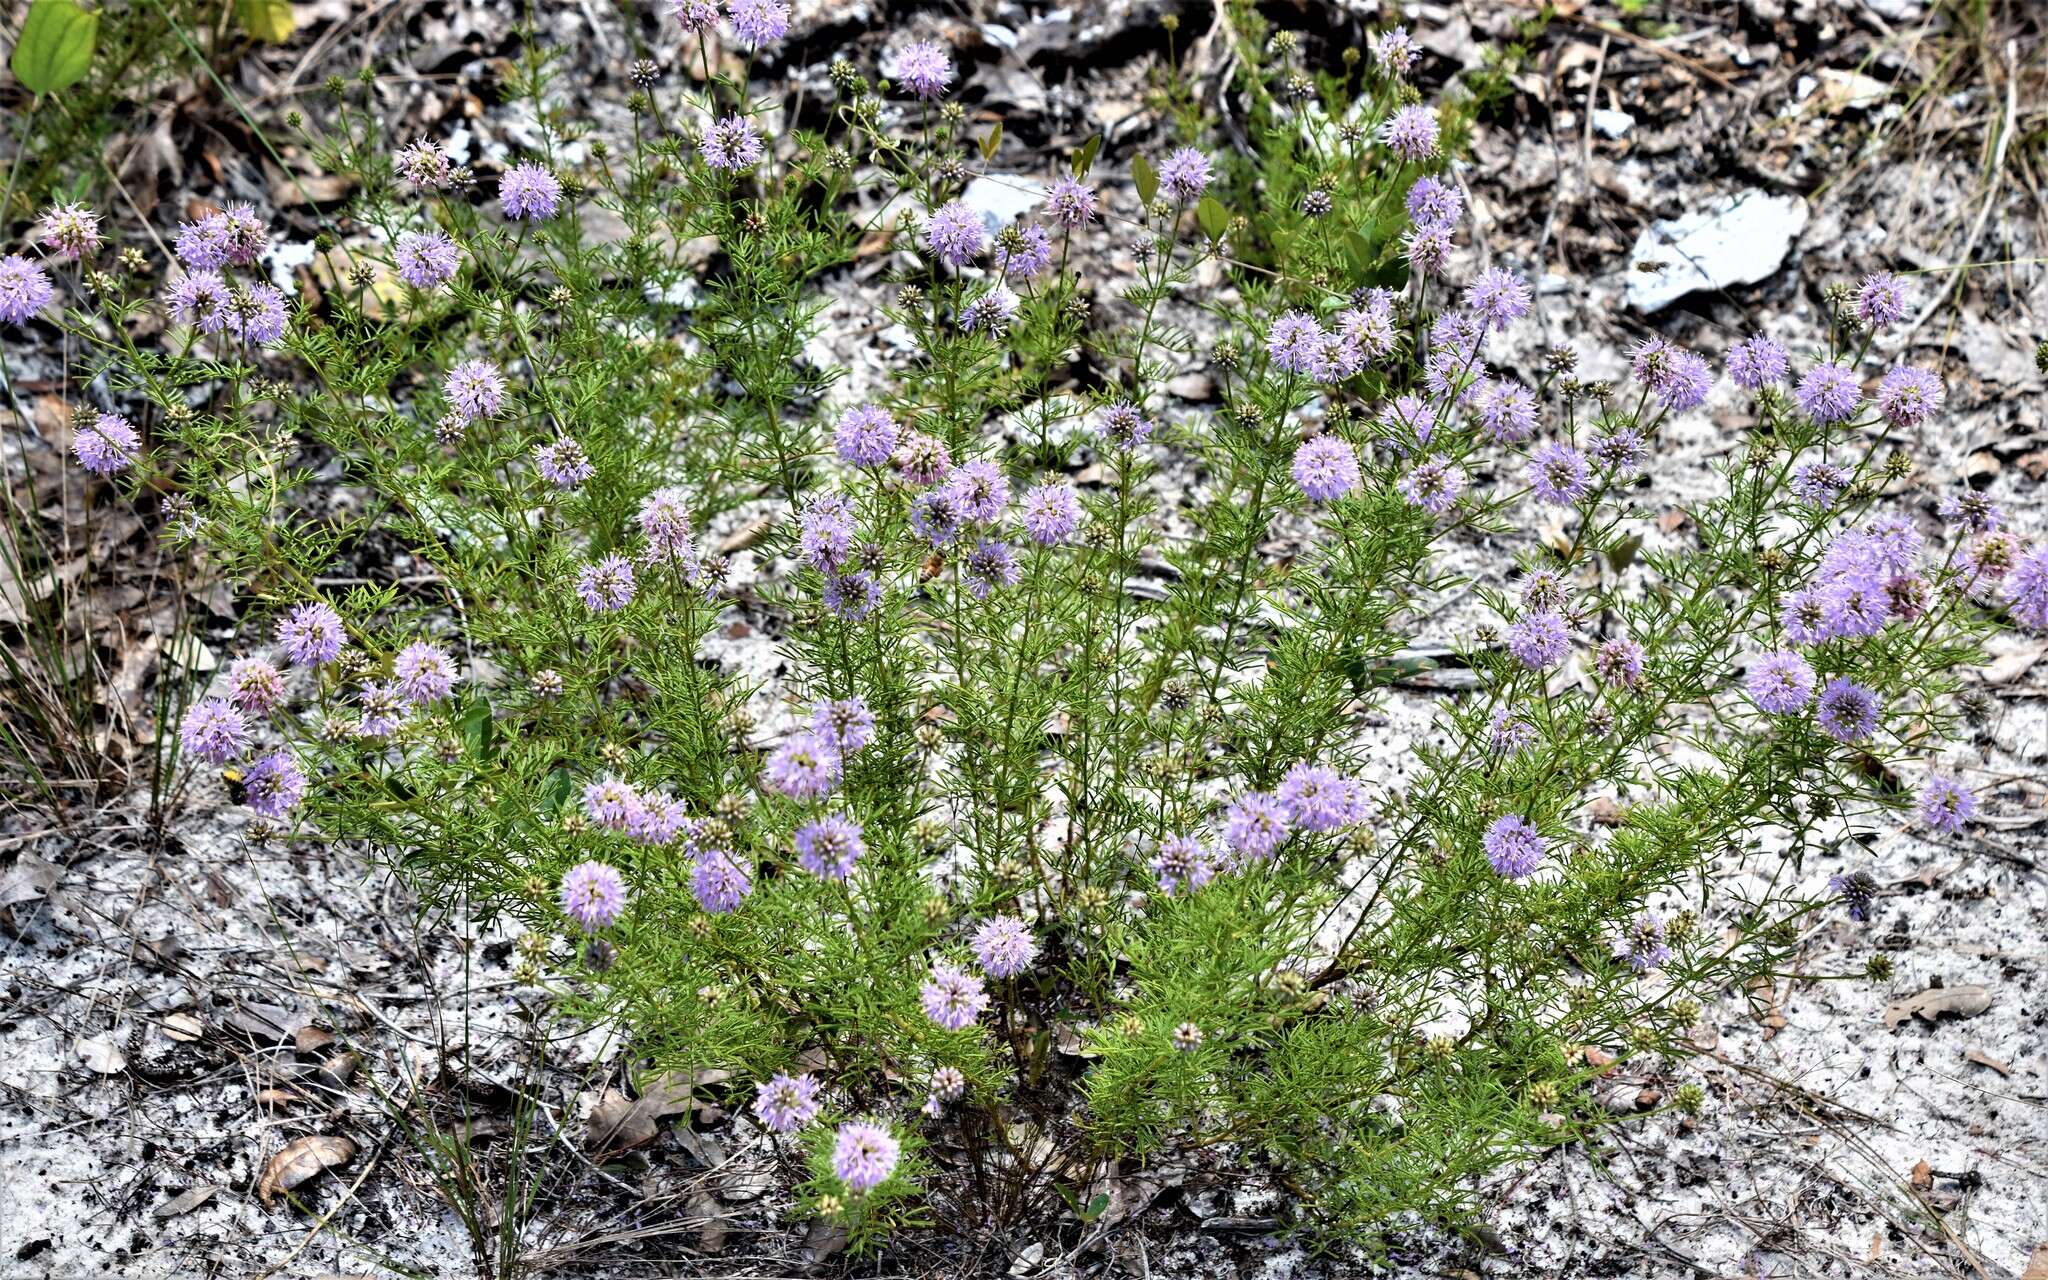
[1883,984,1992,1031]
[257,1135,357,1207]
[154,1185,220,1219]
[584,1068,729,1153]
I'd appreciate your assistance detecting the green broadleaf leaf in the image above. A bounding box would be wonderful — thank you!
[980,120,1001,162]
[11,0,98,95]
[235,0,296,43]
[1195,195,1228,242]
[1132,154,1157,206]
[1072,134,1101,179]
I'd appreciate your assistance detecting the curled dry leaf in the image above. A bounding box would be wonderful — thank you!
[161,1013,203,1042]
[257,1135,357,1206]
[1883,983,1993,1031]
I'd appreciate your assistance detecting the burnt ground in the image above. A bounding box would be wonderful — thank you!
[2,0,2045,1276]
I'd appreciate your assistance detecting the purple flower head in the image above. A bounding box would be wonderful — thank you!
[669,0,720,27]
[795,813,865,879]
[963,539,1021,599]
[181,697,249,764]
[1875,365,1943,429]
[1613,912,1671,973]
[1589,429,1645,473]
[960,287,1019,335]
[1380,105,1440,161]
[1152,835,1215,895]
[174,217,231,270]
[1223,791,1291,861]
[165,271,230,332]
[36,203,101,260]
[823,570,882,621]
[1916,774,1976,834]
[701,116,764,171]
[1044,177,1097,227]
[278,602,346,667]
[1790,461,1850,509]
[894,431,951,486]
[356,680,407,738]
[214,282,289,347]
[560,861,629,931]
[1376,393,1433,452]
[1292,435,1360,503]
[445,359,506,421]
[992,224,1054,281]
[0,255,56,325]
[576,553,637,611]
[1507,611,1570,670]
[1937,490,2002,534]
[1657,350,1713,410]
[535,437,595,488]
[1483,814,1545,880]
[798,492,858,571]
[1157,147,1212,200]
[394,139,453,189]
[1403,223,1452,275]
[1815,677,1882,743]
[72,412,140,475]
[242,750,307,818]
[832,1121,900,1192]
[971,915,1037,978]
[499,163,562,221]
[691,849,752,913]
[1594,636,1645,688]
[1727,334,1789,389]
[921,961,989,1031]
[909,490,963,548]
[1335,303,1397,369]
[630,794,689,846]
[1489,707,1536,754]
[1464,267,1530,331]
[1399,455,1465,515]
[1477,380,1538,445]
[755,1073,821,1133]
[1748,649,1815,714]
[1830,870,1878,922]
[925,202,985,268]
[226,657,286,716]
[393,641,457,704]
[1020,482,1081,545]
[2005,546,2048,629]
[813,697,875,753]
[942,460,1010,524]
[638,487,696,564]
[1795,362,1861,424]
[1404,175,1462,230]
[725,0,790,47]
[1526,442,1589,506]
[1094,401,1154,450]
[213,204,268,265]
[1854,271,1908,331]
[764,730,842,799]
[1266,312,1327,376]
[395,231,463,289]
[1372,25,1418,75]
[833,404,898,467]
[1278,762,1365,833]
[890,40,954,99]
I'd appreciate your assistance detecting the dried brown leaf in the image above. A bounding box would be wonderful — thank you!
[1883,983,1992,1030]
[257,1135,357,1207]
[154,1185,220,1219]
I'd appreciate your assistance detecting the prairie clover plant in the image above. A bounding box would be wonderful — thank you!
[13,11,2036,1255]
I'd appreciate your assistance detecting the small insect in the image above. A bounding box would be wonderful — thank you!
[919,551,945,582]
[1634,259,1671,275]
[221,766,248,805]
